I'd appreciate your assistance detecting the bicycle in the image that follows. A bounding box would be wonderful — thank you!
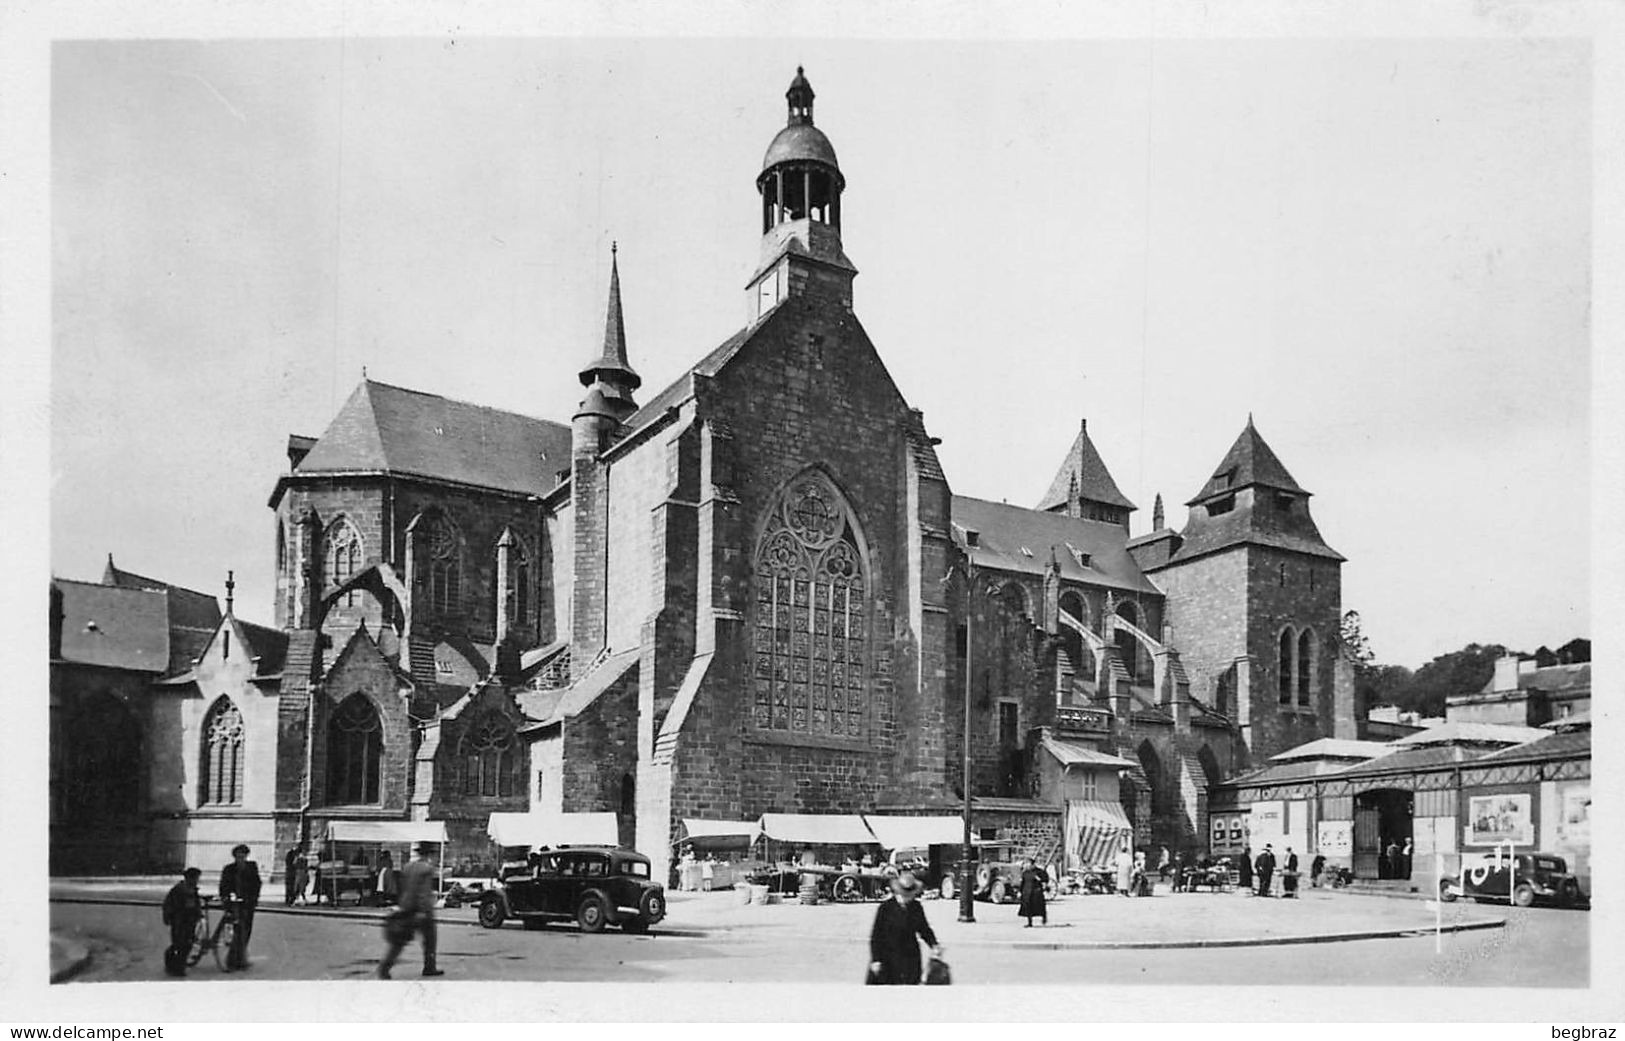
[186,895,242,972]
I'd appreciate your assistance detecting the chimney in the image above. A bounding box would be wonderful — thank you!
[1492,654,1521,694]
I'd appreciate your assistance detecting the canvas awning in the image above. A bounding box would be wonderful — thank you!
[679,819,760,845]
[1065,799,1133,871]
[758,813,877,846]
[862,815,965,850]
[323,821,448,845]
[486,811,619,849]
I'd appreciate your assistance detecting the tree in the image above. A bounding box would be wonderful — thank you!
[1401,643,1518,718]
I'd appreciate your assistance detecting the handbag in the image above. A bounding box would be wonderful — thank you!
[864,964,884,985]
[924,956,951,985]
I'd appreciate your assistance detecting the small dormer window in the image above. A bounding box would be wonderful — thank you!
[436,659,454,675]
[1207,495,1236,517]
[1020,546,1034,558]
[1065,542,1092,569]
[963,528,980,548]
[1215,469,1235,490]
[1274,491,1296,512]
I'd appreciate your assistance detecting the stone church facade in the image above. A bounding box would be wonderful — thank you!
[50,69,1355,879]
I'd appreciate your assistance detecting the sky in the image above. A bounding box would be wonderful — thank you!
[45,34,1592,670]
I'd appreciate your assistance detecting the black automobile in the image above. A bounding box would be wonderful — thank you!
[932,840,1024,903]
[1439,851,1588,909]
[477,846,667,933]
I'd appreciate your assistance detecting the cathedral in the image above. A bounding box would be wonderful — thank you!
[50,69,1354,879]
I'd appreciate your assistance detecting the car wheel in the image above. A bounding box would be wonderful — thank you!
[990,878,1008,904]
[1512,884,1535,908]
[833,875,862,902]
[640,890,665,923]
[477,899,505,929]
[1438,879,1457,903]
[940,874,956,901]
[975,865,993,892]
[576,893,609,933]
[1559,880,1579,908]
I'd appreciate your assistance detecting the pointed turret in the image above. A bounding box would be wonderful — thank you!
[1037,417,1136,530]
[574,244,640,430]
[1152,494,1165,532]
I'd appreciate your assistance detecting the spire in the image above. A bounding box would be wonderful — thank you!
[577,243,640,391]
[1036,418,1136,514]
[786,65,815,125]
[225,570,235,616]
[1153,494,1165,531]
[1185,417,1308,506]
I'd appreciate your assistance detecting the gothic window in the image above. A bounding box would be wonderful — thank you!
[63,694,140,821]
[1297,628,1315,705]
[454,714,521,798]
[327,694,382,805]
[324,518,362,608]
[199,697,245,806]
[751,471,869,739]
[423,514,463,617]
[1279,628,1296,703]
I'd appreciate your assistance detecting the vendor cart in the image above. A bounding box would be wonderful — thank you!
[748,813,883,900]
[319,820,448,906]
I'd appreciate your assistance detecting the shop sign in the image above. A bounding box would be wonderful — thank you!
[1466,793,1531,846]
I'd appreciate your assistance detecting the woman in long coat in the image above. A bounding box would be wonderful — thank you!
[1115,840,1134,896]
[868,871,942,985]
[1017,858,1048,927]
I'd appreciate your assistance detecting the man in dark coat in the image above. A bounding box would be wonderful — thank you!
[284,843,303,906]
[161,867,203,976]
[1255,845,1276,897]
[868,871,941,985]
[1017,857,1048,927]
[1237,846,1254,892]
[1310,852,1326,887]
[378,841,443,979]
[219,843,262,970]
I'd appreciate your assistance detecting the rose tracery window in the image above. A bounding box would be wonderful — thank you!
[752,472,868,739]
[454,714,521,798]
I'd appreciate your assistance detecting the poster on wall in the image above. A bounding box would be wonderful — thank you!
[1250,801,1282,839]
[1467,793,1532,846]
[1559,787,1590,845]
[1316,820,1352,857]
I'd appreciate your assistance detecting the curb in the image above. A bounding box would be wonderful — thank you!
[997,917,1506,951]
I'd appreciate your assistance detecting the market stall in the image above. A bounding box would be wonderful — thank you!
[674,819,761,890]
[753,813,884,899]
[320,820,448,906]
[861,815,966,894]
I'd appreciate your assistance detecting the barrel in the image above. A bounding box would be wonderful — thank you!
[798,882,820,905]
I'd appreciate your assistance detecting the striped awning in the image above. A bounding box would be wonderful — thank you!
[1065,799,1133,871]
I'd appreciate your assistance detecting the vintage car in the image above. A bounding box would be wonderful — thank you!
[932,841,1025,903]
[1439,851,1588,909]
[476,846,667,933]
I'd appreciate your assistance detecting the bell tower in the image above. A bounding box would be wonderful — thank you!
[747,67,857,319]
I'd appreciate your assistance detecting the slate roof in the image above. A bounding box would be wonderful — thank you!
[1186,417,1306,505]
[1334,744,1484,778]
[951,496,1161,596]
[1480,662,1590,696]
[53,579,171,673]
[291,380,572,498]
[102,557,222,631]
[1391,721,1548,747]
[1269,738,1393,762]
[621,325,756,434]
[1226,759,1346,788]
[237,619,290,677]
[1474,729,1591,764]
[1036,420,1136,512]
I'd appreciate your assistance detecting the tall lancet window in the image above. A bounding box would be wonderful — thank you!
[200,696,245,806]
[324,518,362,607]
[752,470,869,739]
[424,514,463,617]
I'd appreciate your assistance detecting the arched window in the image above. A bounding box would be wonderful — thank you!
[324,518,362,608]
[64,694,141,820]
[327,694,382,805]
[200,697,245,805]
[1279,628,1295,703]
[424,515,463,617]
[751,470,868,738]
[1297,628,1315,705]
[455,714,520,798]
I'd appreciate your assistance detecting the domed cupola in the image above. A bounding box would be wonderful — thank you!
[748,66,857,319]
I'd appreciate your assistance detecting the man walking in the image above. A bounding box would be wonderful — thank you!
[219,843,262,970]
[284,843,304,906]
[1255,844,1276,897]
[378,841,444,979]
[161,867,203,976]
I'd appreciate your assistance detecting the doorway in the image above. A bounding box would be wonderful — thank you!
[1353,788,1413,880]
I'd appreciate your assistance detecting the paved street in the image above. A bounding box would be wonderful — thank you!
[49,884,1587,988]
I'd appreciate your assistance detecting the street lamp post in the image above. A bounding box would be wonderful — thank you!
[958,556,977,924]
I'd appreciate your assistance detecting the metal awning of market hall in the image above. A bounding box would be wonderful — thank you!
[485,811,620,850]
[757,813,878,847]
[862,815,965,852]
[678,819,761,851]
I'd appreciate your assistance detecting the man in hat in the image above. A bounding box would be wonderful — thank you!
[218,843,262,969]
[1255,844,1276,898]
[161,868,203,976]
[378,840,444,979]
[867,870,943,985]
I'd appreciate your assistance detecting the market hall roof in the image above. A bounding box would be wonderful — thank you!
[280,379,572,501]
[950,496,1162,596]
[1036,418,1136,512]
